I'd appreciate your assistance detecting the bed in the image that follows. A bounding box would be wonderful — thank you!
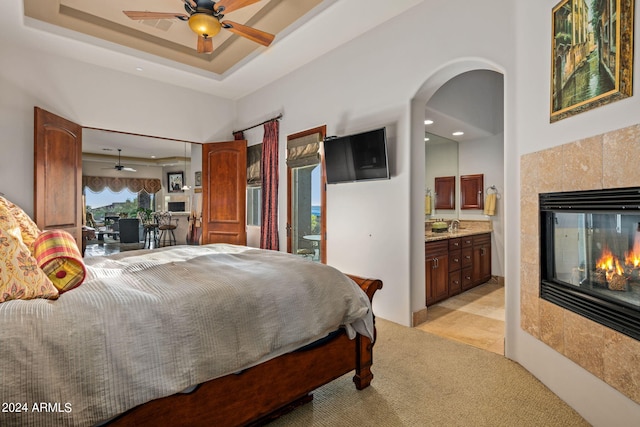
[0,243,382,427]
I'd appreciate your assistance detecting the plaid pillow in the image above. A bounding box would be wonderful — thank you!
[33,229,87,293]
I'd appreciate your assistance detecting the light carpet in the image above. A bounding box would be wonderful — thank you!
[271,318,588,426]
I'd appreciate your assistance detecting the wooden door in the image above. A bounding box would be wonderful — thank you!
[425,241,449,306]
[201,140,247,245]
[34,107,83,246]
[286,126,327,263]
[472,234,492,285]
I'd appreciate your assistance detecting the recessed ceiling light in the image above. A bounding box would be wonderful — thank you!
[150,155,156,159]
[452,131,464,136]
[424,137,430,141]
[424,120,434,125]
[135,67,144,72]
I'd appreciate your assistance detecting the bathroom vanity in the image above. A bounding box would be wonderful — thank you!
[425,221,492,306]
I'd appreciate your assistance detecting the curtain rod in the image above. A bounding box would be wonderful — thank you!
[233,113,283,134]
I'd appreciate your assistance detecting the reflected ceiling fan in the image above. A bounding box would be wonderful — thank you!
[103,149,137,172]
[123,0,275,54]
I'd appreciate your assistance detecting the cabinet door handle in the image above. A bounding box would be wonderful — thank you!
[465,275,471,280]
[481,248,486,256]
[465,255,471,260]
[453,258,459,262]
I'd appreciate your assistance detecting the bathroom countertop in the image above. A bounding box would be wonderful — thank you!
[425,220,492,242]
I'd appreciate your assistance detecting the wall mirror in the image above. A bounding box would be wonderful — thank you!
[81,128,199,220]
[425,132,458,216]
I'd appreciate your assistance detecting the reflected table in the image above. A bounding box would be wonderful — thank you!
[302,235,321,261]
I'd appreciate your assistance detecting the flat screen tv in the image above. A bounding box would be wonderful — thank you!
[324,127,389,184]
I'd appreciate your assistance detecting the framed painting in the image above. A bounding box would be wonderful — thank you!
[168,172,184,193]
[550,0,634,122]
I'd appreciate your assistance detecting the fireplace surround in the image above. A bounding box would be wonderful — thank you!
[539,187,640,341]
[520,123,640,405]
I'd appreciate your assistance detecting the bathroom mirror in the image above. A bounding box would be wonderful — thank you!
[425,132,458,216]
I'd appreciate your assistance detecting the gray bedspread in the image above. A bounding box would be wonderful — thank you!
[0,244,373,426]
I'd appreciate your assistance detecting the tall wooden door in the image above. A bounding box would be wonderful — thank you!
[201,140,247,245]
[34,107,83,245]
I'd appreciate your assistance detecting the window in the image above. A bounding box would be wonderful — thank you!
[85,188,154,222]
[247,186,261,226]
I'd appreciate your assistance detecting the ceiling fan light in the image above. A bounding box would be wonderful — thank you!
[188,13,221,38]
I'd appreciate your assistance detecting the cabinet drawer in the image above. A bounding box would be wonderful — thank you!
[473,233,491,245]
[461,247,472,267]
[462,267,474,290]
[461,236,473,248]
[448,238,462,251]
[449,270,462,296]
[426,240,448,256]
[448,250,462,272]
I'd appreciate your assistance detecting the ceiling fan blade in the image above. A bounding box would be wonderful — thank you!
[197,35,214,54]
[214,0,261,14]
[123,11,189,21]
[222,21,274,47]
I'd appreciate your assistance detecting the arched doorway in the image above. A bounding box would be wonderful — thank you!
[409,59,506,353]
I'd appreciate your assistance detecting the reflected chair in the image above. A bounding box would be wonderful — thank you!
[138,211,158,249]
[155,211,178,247]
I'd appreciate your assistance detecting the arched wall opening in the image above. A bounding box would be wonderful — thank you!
[409,58,507,341]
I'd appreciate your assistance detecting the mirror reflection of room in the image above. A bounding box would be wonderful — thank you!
[81,129,202,256]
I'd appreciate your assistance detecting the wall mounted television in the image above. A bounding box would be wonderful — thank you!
[324,127,390,184]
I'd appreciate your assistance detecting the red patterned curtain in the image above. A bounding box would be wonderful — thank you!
[260,120,279,250]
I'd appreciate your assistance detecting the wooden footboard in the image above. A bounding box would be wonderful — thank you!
[108,275,382,427]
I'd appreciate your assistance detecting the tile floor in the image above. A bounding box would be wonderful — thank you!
[84,236,154,257]
[415,282,505,355]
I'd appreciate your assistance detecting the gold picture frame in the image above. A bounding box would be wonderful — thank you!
[550,0,634,122]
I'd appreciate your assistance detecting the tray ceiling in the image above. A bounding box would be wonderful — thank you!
[23,0,322,76]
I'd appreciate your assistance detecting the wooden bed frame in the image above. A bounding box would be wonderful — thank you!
[108,275,383,427]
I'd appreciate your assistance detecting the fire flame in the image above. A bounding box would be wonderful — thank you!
[596,245,629,281]
[596,246,616,271]
[625,232,640,267]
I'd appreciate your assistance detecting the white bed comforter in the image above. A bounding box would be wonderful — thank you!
[0,244,373,427]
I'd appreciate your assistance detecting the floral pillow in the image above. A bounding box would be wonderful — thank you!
[0,196,40,253]
[0,204,58,302]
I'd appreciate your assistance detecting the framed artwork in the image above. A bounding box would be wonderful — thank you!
[194,171,202,187]
[167,172,184,193]
[550,0,634,122]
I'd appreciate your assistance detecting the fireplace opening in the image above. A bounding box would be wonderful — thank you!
[540,187,640,341]
[168,202,185,212]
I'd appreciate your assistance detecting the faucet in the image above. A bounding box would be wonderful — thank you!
[451,219,460,232]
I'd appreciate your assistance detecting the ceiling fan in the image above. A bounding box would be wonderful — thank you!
[123,0,275,54]
[103,149,137,172]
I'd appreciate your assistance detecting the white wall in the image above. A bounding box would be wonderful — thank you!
[0,42,235,217]
[508,2,640,425]
[236,0,515,327]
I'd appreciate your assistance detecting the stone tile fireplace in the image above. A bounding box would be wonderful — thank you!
[520,123,640,404]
